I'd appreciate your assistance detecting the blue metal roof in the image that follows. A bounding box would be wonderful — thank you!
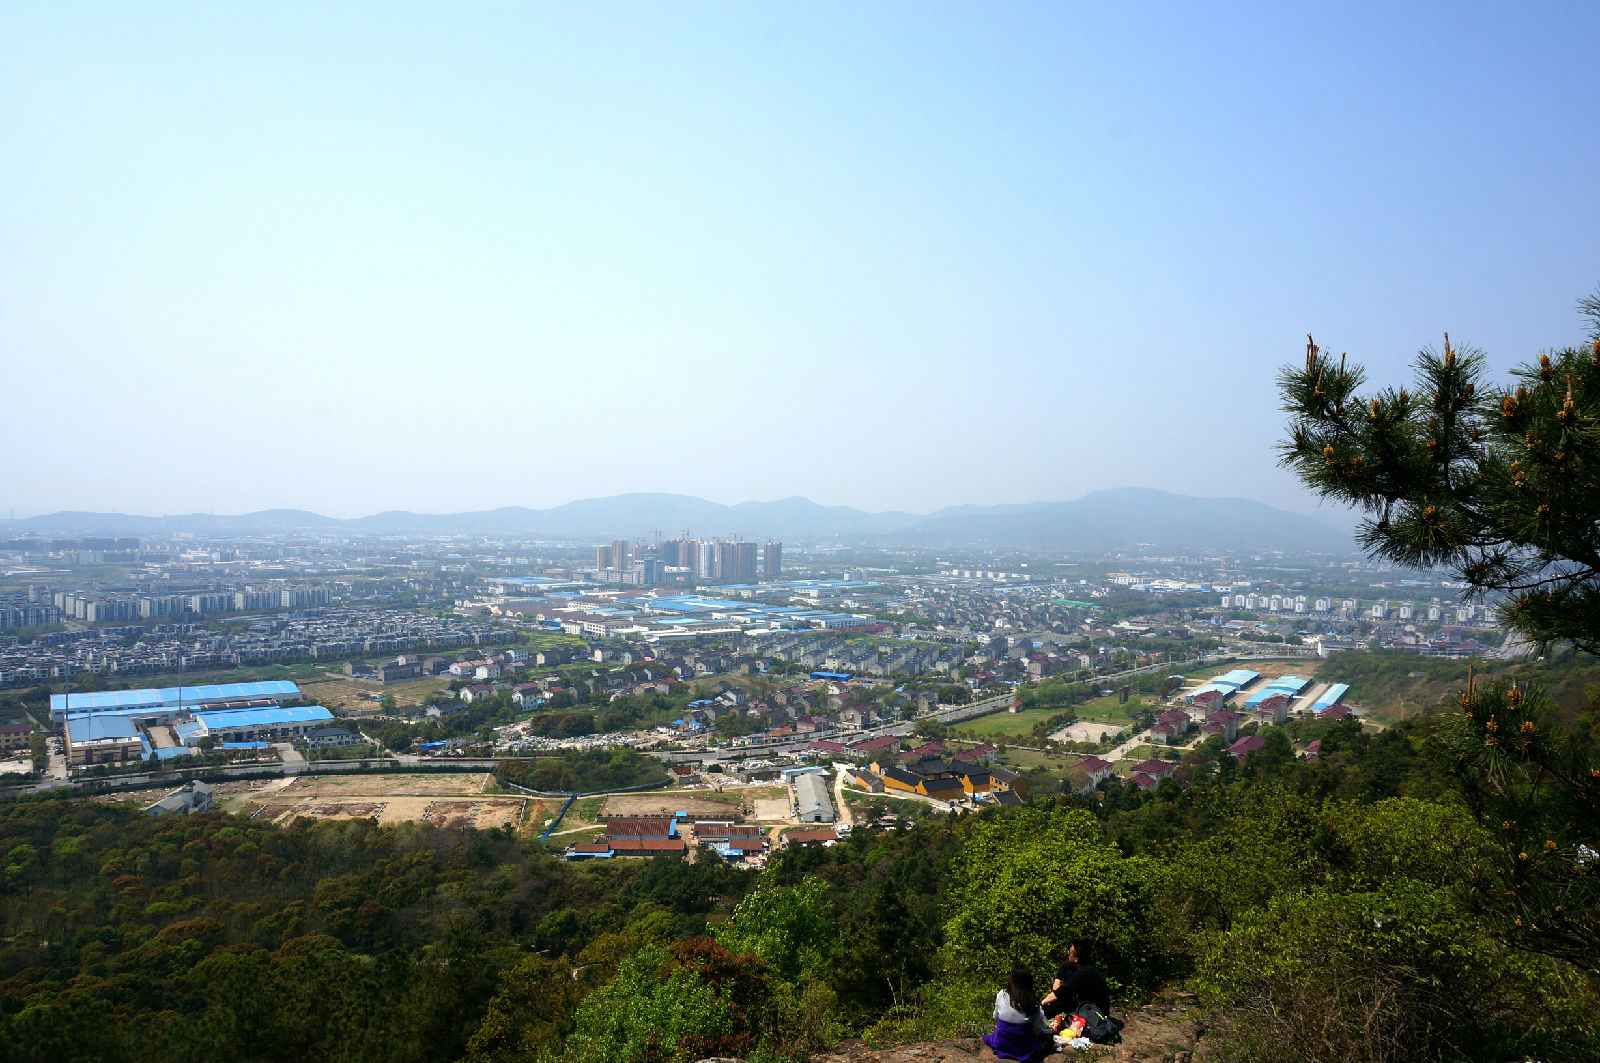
[1264,675,1312,693]
[51,679,301,715]
[193,705,334,729]
[66,715,139,741]
[1313,683,1350,708]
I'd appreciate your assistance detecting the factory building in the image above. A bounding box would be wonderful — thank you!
[65,716,147,766]
[50,680,303,727]
[177,705,336,745]
[795,772,835,823]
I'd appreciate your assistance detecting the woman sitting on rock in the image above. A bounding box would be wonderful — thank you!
[981,964,1055,1063]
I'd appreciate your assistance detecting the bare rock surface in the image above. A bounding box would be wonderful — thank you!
[796,989,1204,1063]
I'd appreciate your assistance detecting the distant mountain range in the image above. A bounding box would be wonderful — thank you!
[0,489,1356,553]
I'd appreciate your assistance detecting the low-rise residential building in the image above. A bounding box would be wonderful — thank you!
[146,781,215,816]
[0,721,30,755]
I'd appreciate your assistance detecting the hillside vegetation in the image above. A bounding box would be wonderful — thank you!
[0,670,1596,1062]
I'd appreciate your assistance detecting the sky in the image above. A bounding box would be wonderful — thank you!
[3,2,1597,523]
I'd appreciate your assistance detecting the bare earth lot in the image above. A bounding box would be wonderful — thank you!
[89,773,542,835]
[301,675,453,712]
[752,797,792,821]
[277,772,496,797]
[600,793,747,820]
[1052,720,1126,743]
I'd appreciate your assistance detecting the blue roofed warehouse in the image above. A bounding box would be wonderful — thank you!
[187,705,336,745]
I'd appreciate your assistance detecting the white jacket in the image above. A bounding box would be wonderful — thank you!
[993,989,1053,1039]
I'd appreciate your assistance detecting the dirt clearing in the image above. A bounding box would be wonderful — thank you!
[599,793,747,820]
[279,772,493,797]
[300,675,452,712]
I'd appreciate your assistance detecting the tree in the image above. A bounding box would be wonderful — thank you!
[1278,288,1600,651]
[562,944,739,1063]
[1434,678,1600,966]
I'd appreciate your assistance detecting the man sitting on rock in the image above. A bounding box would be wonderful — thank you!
[1040,940,1112,1024]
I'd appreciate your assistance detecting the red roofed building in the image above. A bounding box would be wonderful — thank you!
[1205,709,1242,742]
[1249,694,1290,724]
[958,742,999,765]
[1156,709,1193,736]
[602,817,677,840]
[1229,734,1267,761]
[851,734,902,754]
[1130,758,1175,778]
[608,837,686,854]
[1073,756,1116,787]
[785,828,838,846]
[693,822,761,839]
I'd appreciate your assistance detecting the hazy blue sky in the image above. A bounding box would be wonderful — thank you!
[3,2,1597,521]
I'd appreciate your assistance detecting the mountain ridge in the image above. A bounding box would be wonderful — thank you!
[0,489,1355,552]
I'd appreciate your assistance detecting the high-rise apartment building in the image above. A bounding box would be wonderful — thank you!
[763,540,782,580]
[595,545,614,570]
[611,539,631,571]
[713,541,757,581]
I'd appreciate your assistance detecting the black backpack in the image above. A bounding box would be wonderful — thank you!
[1073,1002,1125,1044]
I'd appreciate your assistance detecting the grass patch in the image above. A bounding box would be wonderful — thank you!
[563,795,606,826]
[1073,695,1139,726]
[996,748,1077,772]
[521,631,588,652]
[950,704,1067,740]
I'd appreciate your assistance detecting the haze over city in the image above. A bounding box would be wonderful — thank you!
[8,7,1600,1060]
[4,3,1597,519]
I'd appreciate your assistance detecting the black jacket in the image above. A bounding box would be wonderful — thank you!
[1042,963,1111,1019]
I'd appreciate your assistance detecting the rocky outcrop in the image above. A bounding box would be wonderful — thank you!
[701,990,1205,1063]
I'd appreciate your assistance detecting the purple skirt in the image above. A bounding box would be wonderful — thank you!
[982,1017,1051,1063]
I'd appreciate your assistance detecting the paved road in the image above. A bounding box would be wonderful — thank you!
[832,770,854,829]
[274,743,305,774]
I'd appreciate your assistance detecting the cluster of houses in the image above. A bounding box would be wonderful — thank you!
[566,810,776,865]
[4,607,504,687]
[1065,670,1358,793]
[827,737,1027,807]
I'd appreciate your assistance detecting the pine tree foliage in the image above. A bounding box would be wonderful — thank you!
[1279,287,1600,651]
